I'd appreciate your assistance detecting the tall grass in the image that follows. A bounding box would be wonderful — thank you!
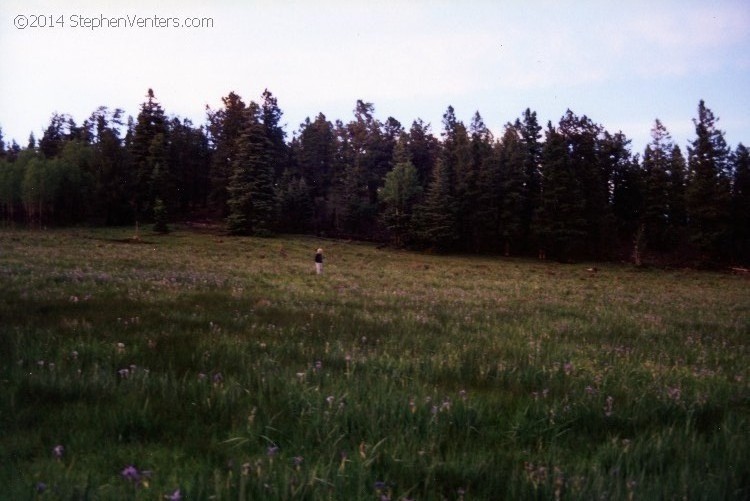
[1,228,748,499]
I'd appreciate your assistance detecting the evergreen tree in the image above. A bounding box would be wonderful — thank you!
[39,113,74,158]
[536,122,587,261]
[666,145,688,244]
[498,125,527,256]
[129,88,167,221]
[88,107,132,225]
[731,143,750,262]
[226,103,275,236]
[297,113,335,199]
[276,169,313,233]
[441,106,474,250]
[416,157,459,250]
[476,140,503,252]
[516,109,543,252]
[407,119,439,188]
[603,132,641,258]
[641,120,673,251]
[207,92,247,215]
[379,140,422,247]
[686,100,732,259]
[558,110,610,258]
[261,89,288,179]
[168,117,211,214]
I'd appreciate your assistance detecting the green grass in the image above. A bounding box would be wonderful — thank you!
[1,227,748,500]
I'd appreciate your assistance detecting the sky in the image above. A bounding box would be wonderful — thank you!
[1,0,749,155]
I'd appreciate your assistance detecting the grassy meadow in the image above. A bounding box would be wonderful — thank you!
[1,227,748,500]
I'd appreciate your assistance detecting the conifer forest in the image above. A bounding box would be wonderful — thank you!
[1,89,748,265]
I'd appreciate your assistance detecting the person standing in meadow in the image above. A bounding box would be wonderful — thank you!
[315,248,324,274]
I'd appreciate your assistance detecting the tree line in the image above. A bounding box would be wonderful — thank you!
[0,88,748,264]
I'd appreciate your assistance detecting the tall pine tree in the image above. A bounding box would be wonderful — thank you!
[686,100,732,260]
[226,103,276,236]
[731,143,750,262]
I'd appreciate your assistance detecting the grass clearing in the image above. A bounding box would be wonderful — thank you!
[1,227,748,499]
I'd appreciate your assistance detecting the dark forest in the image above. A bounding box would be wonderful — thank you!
[1,89,748,264]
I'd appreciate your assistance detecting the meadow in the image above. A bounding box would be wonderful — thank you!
[0,227,748,500]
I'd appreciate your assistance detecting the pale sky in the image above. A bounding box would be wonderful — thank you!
[1,0,749,155]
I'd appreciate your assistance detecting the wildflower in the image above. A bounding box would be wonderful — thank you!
[267,445,279,458]
[241,462,252,476]
[118,368,129,378]
[164,488,182,501]
[604,396,614,417]
[70,350,79,360]
[459,389,468,401]
[121,465,140,482]
[116,342,125,354]
[212,372,223,386]
[52,444,64,459]
[314,360,323,371]
[37,360,45,367]
[666,386,681,402]
[326,395,335,406]
[292,456,304,469]
[563,362,574,375]
[35,482,46,493]
[374,480,387,491]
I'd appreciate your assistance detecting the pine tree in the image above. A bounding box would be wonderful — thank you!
[261,89,288,179]
[686,100,732,259]
[276,169,313,233]
[516,109,543,252]
[226,104,275,236]
[558,110,610,258]
[498,125,527,256]
[641,120,673,251]
[441,106,474,250]
[416,157,459,250]
[407,119,439,188]
[129,88,167,222]
[207,92,247,215]
[536,123,587,261]
[667,145,688,245]
[731,143,750,262]
[298,113,335,199]
[379,140,422,247]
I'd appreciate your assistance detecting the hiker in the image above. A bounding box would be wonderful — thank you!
[315,248,324,274]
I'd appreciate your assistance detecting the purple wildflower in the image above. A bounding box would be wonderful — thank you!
[52,444,64,459]
[267,445,279,457]
[121,465,140,482]
[35,482,47,493]
[165,488,182,500]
